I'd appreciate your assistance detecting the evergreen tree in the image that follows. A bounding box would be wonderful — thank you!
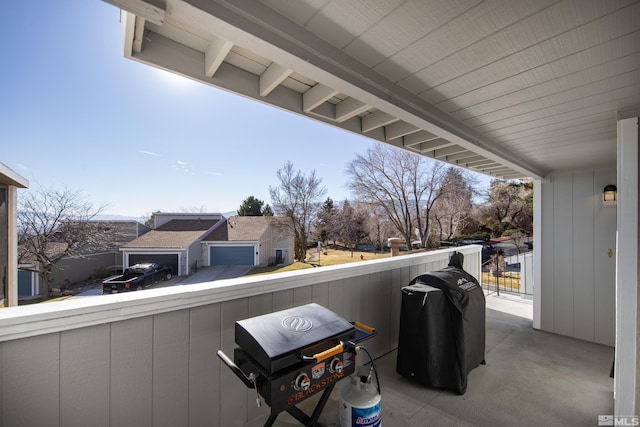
[237,196,265,216]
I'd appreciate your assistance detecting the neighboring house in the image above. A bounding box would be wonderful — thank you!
[0,162,29,308]
[17,220,151,299]
[120,213,225,276]
[201,215,294,267]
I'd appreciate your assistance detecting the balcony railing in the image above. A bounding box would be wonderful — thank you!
[0,246,480,427]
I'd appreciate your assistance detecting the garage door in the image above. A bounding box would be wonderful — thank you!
[128,254,179,276]
[210,246,254,266]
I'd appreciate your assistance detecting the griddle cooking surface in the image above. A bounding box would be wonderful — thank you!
[235,303,354,373]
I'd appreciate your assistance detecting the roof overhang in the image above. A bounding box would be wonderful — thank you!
[0,162,29,188]
[104,0,639,181]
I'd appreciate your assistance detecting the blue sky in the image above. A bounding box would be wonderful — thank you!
[1,0,487,219]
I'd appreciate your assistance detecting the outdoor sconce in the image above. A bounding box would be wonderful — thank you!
[603,184,617,203]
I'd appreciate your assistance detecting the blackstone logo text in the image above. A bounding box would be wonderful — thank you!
[599,415,640,426]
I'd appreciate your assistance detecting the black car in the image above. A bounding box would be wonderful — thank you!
[101,263,173,294]
[455,239,496,263]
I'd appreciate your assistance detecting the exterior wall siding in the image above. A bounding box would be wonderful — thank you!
[0,247,479,427]
[539,169,616,346]
[48,252,119,288]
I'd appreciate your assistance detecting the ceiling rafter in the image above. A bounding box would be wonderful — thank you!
[336,98,370,123]
[403,130,440,147]
[432,145,467,158]
[205,37,233,78]
[412,138,452,153]
[362,111,397,133]
[385,121,420,141]
[260,62,292,97]
[303,84,338,113]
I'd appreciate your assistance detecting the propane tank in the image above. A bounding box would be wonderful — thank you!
[339,370,381,427]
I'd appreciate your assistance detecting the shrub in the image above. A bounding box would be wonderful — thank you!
[501,229,522,237]
[92,266,113,279]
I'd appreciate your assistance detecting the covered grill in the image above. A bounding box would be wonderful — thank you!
[396,251,486,395]
[218,303,374,427]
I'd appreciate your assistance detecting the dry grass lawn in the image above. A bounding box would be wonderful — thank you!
[245,248,391,276]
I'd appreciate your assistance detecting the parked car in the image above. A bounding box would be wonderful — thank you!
[454,239,496,263]
[101,263,173,294]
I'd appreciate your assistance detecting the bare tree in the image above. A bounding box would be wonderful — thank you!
[361,203,395,254]
[269,161,326,262]
[345,144,449,249]
[17,185,110,298]
[431,168,476,241]
[334,200,368,257]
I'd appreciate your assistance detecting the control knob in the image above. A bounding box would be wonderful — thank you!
[294,372,310,391]
[329,357,344,374]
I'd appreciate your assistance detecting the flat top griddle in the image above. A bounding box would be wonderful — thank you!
[235,303,356,374]
[218,303,376,427]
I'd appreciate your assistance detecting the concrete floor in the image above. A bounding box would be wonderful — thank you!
[249,293,614,427]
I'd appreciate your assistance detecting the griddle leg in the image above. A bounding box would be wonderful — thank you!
[265,384,335,427]
[285,384,335,427]
[263,414,279,427]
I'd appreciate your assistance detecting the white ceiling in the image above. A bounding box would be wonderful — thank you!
[108,0,640,180]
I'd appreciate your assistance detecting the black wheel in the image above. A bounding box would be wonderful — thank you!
[164,272,172,281]
[136,285,143,291]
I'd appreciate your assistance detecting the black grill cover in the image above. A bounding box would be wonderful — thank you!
[396,252,485,394]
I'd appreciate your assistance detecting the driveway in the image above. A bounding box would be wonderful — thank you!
[70,265,252,298]
[177,265,253,285]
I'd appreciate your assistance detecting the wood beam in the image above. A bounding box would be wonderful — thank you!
[336,98,369,123]
[385,121,419,141]
[433,145,467,158]
[446,151,480,162]
[477,164,512,172]
[403,130,439,147]
[453,155,483,164]
[362,111,396,133]
[205,37,233,78]
[260,62,292,97]
[132,16,145,53]
[414,138,452,153]
[466,159,498,167]
[303,84,338,113]
[104,0,165,25]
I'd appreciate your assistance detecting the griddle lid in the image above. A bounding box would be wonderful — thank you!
[235,303,353,362]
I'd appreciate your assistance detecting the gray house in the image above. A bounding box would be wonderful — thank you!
[120,212,225,276]
[121,213,294,274]
[201,215,294,267]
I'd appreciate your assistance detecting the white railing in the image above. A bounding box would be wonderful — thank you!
[0,246,480,427]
